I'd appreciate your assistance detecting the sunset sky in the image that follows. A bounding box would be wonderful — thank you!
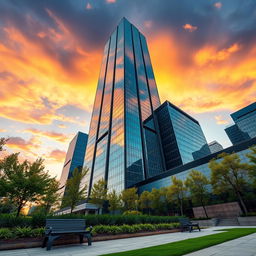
[1,0,256,179]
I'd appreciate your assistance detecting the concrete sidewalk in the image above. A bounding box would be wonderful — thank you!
[0,226,255,256]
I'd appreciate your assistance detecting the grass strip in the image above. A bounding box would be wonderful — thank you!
[101,228,256,256]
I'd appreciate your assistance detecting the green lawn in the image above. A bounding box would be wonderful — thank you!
[101,228,256,256]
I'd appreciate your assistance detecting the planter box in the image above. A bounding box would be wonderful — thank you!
[0,229,180,250]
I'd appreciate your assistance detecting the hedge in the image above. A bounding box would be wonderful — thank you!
[0,213,180,228]
[0,223,180,239]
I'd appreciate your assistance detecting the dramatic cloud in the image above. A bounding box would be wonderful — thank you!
[183,24,198,32]
[24,128,72,143]
[49,149,66,162]
[215,115,229,125]
[1,0,256,177]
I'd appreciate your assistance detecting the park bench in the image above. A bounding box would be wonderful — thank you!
[179,218,201,232]
[42,219,92,251]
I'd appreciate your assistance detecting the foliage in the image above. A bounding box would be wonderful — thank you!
[0,199,16,214]
[167,176,187,216]
[0,213,180,228]
[91,223,179,236]
[0,137,8,152]
[0,154,53,216]
[185,170,210,218]
[90,178,108,209]
[123,210,142,215]
[209,152,250,214]
[0,227,45,239]
[247,145,256,188]
[121,187,138,211]
[107,190,122,213]
[150,188,162,214]
[139,191,152,214]
[40,178,61,214]
[100,228,256,256]
[62,167,88,213]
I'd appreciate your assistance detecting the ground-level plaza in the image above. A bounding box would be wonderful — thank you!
[1,226,255,256]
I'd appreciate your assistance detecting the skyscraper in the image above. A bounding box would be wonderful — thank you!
[81,18,164,194]
[59,132,88,199]
[225,102,256,145]
[153,101,211,170]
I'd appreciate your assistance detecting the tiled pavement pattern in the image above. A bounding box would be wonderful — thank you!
[0,227,255,256]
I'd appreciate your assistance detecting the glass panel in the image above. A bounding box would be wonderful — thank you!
[108,21,125,193]
[124,19,145,187]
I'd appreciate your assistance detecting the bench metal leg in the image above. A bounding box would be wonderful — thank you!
[79,234,84,244]
[85,234,92,246]
[42,237,48,248]
[46,235,59,251]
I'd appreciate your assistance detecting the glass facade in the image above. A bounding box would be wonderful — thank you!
[155,101,211,169]
[225,102,256,145]
[59,132,88,198]
[138,146,252,194]
[82,18,163,194]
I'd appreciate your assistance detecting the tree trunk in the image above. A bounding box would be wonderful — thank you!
[180,199,184,216]
[200,198,208,218]
[16,203,23,217]
[237,191,248,215]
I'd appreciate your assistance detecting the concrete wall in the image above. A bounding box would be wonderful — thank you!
[193,202,242,218]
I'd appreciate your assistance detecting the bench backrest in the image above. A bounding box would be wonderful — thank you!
[46,219,86,232]
[179,218,191,225]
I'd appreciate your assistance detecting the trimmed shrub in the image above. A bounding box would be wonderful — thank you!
[0,213,179,228]
[123,211,142,216]
[0,228,14,239]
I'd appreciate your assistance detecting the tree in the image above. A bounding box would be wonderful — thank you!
[247,145,256,188]
[121,187,138,211]
[62,167,88,213]
[0,137,7,152]
[40,178,61,214]
[209,152,249,214]
[0,154,52,216]
[107,190,121,214]
[139,190,152,214]
[150,188,163,215]
[185,170,210,218]
[90,178,108,211]
[167,176,186,216]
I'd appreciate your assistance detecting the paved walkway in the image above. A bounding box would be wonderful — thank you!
[1,227,255,256]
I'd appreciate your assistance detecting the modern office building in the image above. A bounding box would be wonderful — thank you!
[152,101,211,170]
[225,102,256,145]
[59,132,88,198]
[208,141,223,154]
[136,137,256,193]
[81,18,165,194]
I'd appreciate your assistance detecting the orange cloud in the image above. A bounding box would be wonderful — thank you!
[6,136,41,152]
[183,24,197,32]
[0,12,101,126]
[214,2,222,9]
[148,31,256,113]
[106,0,116,3]
[215,115,229,125]
[57,123,67,129]
[49,149,66,162]
[24,128,72,143]
[194,43,241,66]
[0,129,7,132]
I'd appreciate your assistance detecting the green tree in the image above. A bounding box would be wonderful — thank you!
[107,189,121,213]
[62,167,88,213]
[0,137,7,152]
[247,145,256,188]
[167,176,186,216]
[40,178,61,214]
[139,190,152,214]
[150,188,163,215]
[0,154,52,216]
[185,170,210,218]
[209,152,249,214]
[121,187,138,211]
[90,178,108,211]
